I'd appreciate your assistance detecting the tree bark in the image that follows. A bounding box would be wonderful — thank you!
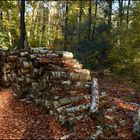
[36,4,41,46]
[126,0,131,29]
[0,9,2,31]
[25,33,28,49]
[19,0,26,49]
[108,0,112,27]
[64,0,69,51]
[78,0,82,41]
[118,0,123,26]
[41,1,47,47]
[29,3,35,42]
[87,0,92,40]
[91,0,98,40]
[31,2,40,42]
[48,1,51,46]
[6,10,13,48]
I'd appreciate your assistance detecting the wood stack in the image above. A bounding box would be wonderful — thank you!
[0,50,11,86]
[0,48,98,124]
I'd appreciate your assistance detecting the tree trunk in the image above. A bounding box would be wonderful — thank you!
[41,1,47,47]
[19,0,25,49]
[64,0,69,51]
[91,0,98,40]
[48,1,51,46]
[78,0,82,41]
[7,10,13,48]
[25,33,28,49]
[31,2,40,43]
[118,0,123,26]
[8,32,12,47]
[87,0,92,40]
[29,3,35,44]
[126,0,131,29]
[108,1,112,27]
[0,9,2,31]
[36,5,41,46]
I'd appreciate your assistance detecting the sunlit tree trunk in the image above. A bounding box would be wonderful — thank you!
[91,0,98,40]
[64,0,69,51]
[41,1,47,47]
[32,2,40,42]
[48,1,51,46]
[87,0,92,40]
[126,0,131,29]
[6,10,12,47]
[30,3,35,43]
[78,0,82,41]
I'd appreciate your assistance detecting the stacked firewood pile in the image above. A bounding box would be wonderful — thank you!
[0,50,10,86]
[0,48,98,124]
[0,50,3,84]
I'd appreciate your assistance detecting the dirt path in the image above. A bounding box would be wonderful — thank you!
[0,89,51,139]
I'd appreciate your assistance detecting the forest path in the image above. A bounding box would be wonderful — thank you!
[0,76,139,139]
[0,89,51,139]
[0,89,68,139]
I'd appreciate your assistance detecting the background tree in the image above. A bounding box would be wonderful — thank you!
[41,0,47,47]
[91,0,98,40]
[87,0,92,40]
[20,0,25,49]
[107,0,113,27]
[77,0,82,41]
[64,0,69,51]
[126,0,131,29]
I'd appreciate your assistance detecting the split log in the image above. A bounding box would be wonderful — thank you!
[132,108,140,139]
[90,77,99,113]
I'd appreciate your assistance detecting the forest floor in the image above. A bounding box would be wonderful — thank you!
[0,76,140,139]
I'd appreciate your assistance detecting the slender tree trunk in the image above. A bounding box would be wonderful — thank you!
[117,0,124,46]
[126,0,131,29]
[87,0,92,40]
[0,9,2,31]
[25,33,28,49]
[6,10,12,48]
[64,0,69,51]
[118,0,123,26]
[91,0,98,40]
[41,1,47,47]
[108,1,112,27]
[48,1,51,46]
[78,0,82,41]
[8,32,12,47]
[36,4,41,47]
[19,0,25,49]
[32,3,40,42]
[29,4,35,44]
